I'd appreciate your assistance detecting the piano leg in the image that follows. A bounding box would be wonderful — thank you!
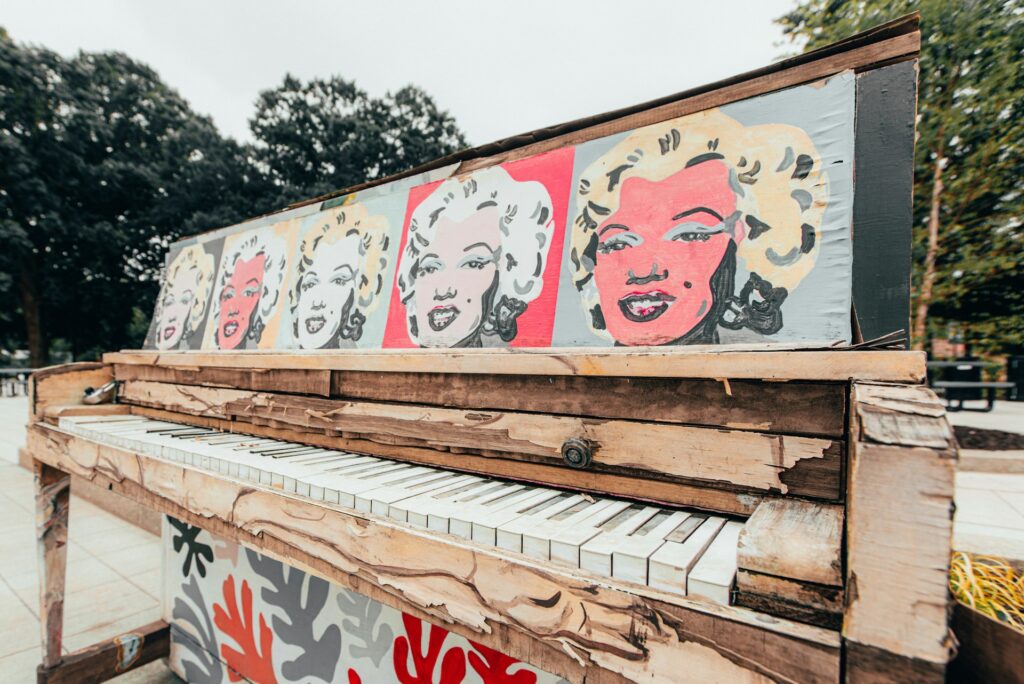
[33,460,70,670]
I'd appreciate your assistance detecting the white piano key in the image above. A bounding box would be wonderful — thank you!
[424,481,507,533]
[579,505,662,576]
[387,474,481,525]
[447,483,525,538]
[471,488,563,546]
[495,493,584,553]
[547,499,634,566]
[358,470,455,516]
[648,516,727,598]
[687,521,744,605]
[522,498,621,561]
[449,485,537,540]
[611,510,692,585]
[354,469,451,513]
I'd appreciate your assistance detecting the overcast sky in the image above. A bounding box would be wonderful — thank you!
[3,0,801,147]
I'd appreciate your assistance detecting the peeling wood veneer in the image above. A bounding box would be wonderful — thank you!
[27,423,841,684]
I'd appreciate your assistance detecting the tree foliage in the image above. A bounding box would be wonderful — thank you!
[250,75,466,206]
[0,31,467,364]
[777,0,1024,354]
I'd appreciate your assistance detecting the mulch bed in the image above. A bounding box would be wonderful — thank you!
[954,425,1024,451]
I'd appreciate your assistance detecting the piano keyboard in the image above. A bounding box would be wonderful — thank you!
[59,414,743,604]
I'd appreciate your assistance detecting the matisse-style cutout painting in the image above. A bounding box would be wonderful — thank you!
[164,519,569,684]
[144,239,222,350]
[381,147,573,348]
[146,74,854,351]
[203,221,298,350]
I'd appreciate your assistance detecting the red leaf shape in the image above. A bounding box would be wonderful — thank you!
[393,612,466,683]
[213,574,277,684]
[347,668,362,684]
[468,640,536,684]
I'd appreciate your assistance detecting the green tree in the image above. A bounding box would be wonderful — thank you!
[777,0,1024,354]
[0,31,269,365]
[250,75,467,205]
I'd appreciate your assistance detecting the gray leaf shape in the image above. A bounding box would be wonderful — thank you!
[171,575,223,684]
[336,589,394,666]
[246,548,341,682]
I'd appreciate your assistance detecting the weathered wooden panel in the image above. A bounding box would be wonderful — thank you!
[37,620,169,684]
[113,363,330,396]
[28,424,842,684]
[734,570,843,630]
[104,348,928,382]
[330,370,848,437]
[844,383,956,668]
[738,499,844,586]
[117,380,842,499]
[31,362,112,420]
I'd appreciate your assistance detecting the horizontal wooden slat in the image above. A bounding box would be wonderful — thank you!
[330,370,847,437]
[104,347,926,382]
[28,424,841,683]
[118,380,842,500]
[31,362,112,420]
[734,570,843,630]
[113,363,331,397]
[37,620,169,684]
[128,404,761,515]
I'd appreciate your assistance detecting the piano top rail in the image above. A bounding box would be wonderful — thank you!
[103,346,926,383]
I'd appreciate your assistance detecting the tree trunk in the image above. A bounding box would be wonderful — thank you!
[912,149,945,351]
[18,265,48,368]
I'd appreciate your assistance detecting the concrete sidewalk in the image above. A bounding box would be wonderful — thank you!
[0,397,177,682]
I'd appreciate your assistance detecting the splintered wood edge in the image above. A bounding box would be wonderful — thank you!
[28,423,841,683]
[104,348,926,383]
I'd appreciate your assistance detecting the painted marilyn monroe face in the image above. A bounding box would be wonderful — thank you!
[593,160,740,346]
[296,233,360,348]
[155,266,199,350]
[217,253,265,349]
[413,206,500,347]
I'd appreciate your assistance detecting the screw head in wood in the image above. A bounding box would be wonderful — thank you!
[561,438,593,469]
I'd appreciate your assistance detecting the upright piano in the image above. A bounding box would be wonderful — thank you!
[28,15,958,684]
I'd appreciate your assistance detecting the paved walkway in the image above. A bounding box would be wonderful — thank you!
[0,397,178,682]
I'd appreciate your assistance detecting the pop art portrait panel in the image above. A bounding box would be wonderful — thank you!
[144,238,223,350]
[553,73,855,347]
[382,147,574,348]
[285,193,405,350]
[203,221,299,350]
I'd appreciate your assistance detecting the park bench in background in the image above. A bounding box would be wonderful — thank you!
[928,360,1017,412]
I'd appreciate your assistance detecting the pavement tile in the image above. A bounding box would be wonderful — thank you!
[62,577,160,639]
[5,555,123,614]
[0,581,40,657]
[97,540,163,579]
[0,645,42,682]
[63,604,163,653]
[954,488,1024,528]
[955,520,1024,560]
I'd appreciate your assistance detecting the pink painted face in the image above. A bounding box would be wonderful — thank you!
[593,161,740,346]
[412,207,500,347]
[217,253,266,349]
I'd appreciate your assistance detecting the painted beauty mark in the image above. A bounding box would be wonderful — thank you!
[570,108,829,346]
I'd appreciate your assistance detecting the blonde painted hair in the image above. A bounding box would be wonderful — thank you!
[154,244,215,346]
[290,202,391,344]
[210,227,289,345]
[570,108,827,339]
[397,165,554,345]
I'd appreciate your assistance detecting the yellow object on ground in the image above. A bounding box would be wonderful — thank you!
[950,551,1024,633]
